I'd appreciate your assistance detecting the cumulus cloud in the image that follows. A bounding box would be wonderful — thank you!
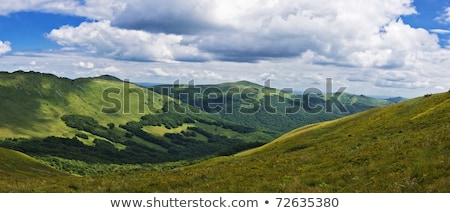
[112,0,218,35]
[0,40,12,55]
[0,0,125,20]
[41,0,444,69]
[106,0,445,69]
[47,20,210,62]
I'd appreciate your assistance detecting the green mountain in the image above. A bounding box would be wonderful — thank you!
[152,81,396,132]
[0,71,276,172]
[8,91,445,193]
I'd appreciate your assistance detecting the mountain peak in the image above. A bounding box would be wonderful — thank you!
[90,75,123,82]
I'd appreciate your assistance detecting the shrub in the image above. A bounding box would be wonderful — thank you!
[75,133,89,140]
[107,123,115,129]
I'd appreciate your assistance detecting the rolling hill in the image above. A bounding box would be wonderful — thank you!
[6,91,444,192]
[152,80,397,132]
[0,71,277,173]
[0,70,391,171]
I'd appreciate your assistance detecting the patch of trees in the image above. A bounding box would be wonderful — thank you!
[75,133,89,140]
[140,113,195,128]
[119,121,172,148]
[163,129,250,158]
[181,130,196,137]
[164,133,203,146]
[61,114,123,143]
[196,118,256,133]
[0,137,173,164]
[22,111,267,166]
[188,126,213,138]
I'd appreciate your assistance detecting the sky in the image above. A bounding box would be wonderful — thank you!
[1,0,450,97]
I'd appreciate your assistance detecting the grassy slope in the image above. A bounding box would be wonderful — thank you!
[27,92,447,193]
[0,71,162,139]
[0,147,66,178]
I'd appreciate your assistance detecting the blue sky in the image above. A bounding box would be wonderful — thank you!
[401,0,450,46]
[1,0,450,97]
[0,12,86,50]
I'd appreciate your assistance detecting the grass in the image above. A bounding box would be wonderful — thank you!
[142,123,195,137]
[1,92,448,192]
[0,147,67,178]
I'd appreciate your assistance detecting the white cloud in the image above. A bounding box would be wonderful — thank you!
[0,40,11,55]
[375,79,430,89]
[93,65,120,73]
[149,67,223,80]
[0,0,125,20]
[150,68,171,77]
[47,20,210,62]
[193,70,224,80]
[110,0,430,68]
[260,73,276,81]
[36,0,441,69]
[437,7,450,23]
[435,86,445,91]
[430,29,450,34]
[73,61,94,69]
[348,19,440,68]
[447,7,450,22]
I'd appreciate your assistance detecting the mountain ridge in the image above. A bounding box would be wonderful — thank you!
[152,80,398,132]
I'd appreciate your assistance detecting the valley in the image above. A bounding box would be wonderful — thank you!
[1,71,447,192]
